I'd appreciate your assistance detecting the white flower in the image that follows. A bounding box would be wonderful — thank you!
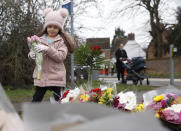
[61,88,80,103]
[164,104,181,113]
[61,97,70,103]
[117,91,137,110]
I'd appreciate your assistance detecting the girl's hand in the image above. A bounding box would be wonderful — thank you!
[28,51,35,59]
[35,44,48,52]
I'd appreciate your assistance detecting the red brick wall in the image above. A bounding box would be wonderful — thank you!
[104,49,111,59]
[146,57,181,74]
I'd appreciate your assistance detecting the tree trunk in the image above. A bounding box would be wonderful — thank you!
[146,0,165,58]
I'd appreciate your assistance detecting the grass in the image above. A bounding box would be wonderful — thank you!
[147,72,181,78]
[4,80,158,103]
[76,80,158,93]
[116,84,157,92]
[5,88,52,103]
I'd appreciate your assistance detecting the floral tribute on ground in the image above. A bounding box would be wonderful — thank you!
[57,86,142,112]
[113,91,137,111]
[57,85,181,127]
[146,93,181,124]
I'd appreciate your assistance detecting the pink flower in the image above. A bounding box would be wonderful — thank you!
[166,93,177,99]
[27,37,32,43]
[161,100,166,108]
[113,97,119,108]
[27,35,40,43]
[33,35,40,42]
[31,35,36,41]
[163,110,179,121]
[179,112,181,121]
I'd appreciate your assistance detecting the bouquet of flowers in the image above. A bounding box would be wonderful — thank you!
[79,93,90,102]
[98,88,114,106]
[88,88,103,103]
[113,91,137,111]
[161,104,181,124]
[58,88,81,103]
[79,87,114,104]
[146,93,181,124]
[27,35,43,80]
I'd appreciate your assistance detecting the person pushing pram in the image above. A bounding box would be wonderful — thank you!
[115,43,128,84]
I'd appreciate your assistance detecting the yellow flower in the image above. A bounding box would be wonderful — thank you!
[108,94,112,99]
[84,97,88,101]
[140,104,144,109]
[80,94,89,102]
[136,104,144,112]
[136,107,141,111]
[155,112,160,118]
[153,95,164,102]
[98,102,103,104]
[107,88,113,93]
[99,97,106,103]
[102,90,107,95]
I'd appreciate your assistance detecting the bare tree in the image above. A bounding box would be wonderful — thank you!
[108,0,178,58]
[0,0,42,86]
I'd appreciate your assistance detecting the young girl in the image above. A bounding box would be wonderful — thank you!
[28,8,75,102]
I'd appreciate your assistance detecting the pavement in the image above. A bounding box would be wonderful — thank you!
[99,74,181,87]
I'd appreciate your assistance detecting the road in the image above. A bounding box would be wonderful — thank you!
[99,74,181,87]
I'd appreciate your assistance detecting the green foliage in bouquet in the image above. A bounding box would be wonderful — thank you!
[74,44,106,71]
[98,88,114,106]
[74,44,107,90]
[27,35,43,80]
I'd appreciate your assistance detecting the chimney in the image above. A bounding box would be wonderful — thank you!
[128,33,135,40]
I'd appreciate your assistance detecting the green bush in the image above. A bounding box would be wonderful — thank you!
[74,44,106,71]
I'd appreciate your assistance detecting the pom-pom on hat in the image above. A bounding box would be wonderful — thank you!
[43,8,69,31]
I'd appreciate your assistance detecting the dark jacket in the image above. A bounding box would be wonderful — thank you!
[115,48,128,65]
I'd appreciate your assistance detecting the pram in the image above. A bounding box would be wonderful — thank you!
[121,57,150,85]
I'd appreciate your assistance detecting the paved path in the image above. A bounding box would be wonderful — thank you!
[99,74,181,87]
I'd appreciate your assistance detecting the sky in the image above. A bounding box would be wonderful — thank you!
[72,0,181,48]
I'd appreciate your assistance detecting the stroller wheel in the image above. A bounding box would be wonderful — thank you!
[140,80,142,85]
[124,79,127,84]
[147,78,150,85]
[133,80,138,85]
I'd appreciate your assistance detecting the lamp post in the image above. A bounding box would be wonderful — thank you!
[70,0,75,88]
[170,44,174,85]
[62,0,75,88]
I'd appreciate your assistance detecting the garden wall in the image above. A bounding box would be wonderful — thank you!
[146,56,181,75]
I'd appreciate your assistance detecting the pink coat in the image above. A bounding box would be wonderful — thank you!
[33,34,68,87]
